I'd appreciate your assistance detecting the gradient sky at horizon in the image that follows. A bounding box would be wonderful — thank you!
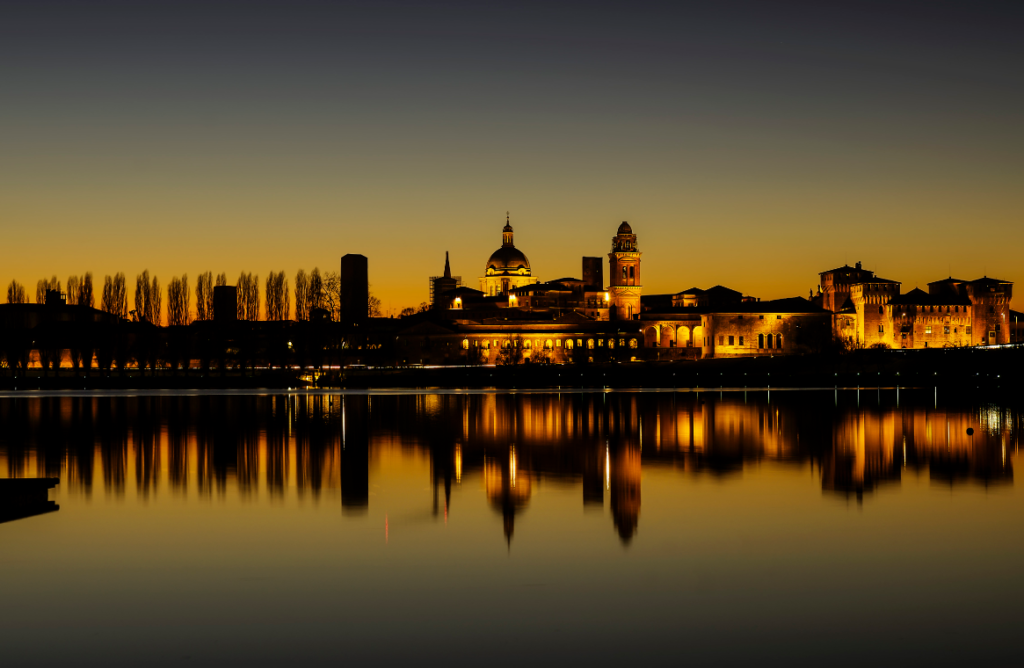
[2,0,1021,313]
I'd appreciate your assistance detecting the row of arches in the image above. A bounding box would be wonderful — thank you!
[462,337,640,351]
[641,324,783,350]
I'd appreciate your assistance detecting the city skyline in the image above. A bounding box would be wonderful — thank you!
[3,1,1021,312]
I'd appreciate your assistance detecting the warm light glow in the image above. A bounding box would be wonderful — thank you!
[455,444,462,483]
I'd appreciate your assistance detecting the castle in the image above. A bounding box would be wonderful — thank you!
[404,217,1017,365]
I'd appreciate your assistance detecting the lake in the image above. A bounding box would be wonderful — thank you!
[1,389,1020,666]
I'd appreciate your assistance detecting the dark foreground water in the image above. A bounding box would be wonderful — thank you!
[1,389,1021,666]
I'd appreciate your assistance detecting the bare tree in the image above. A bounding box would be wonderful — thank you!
[80,272,94,308]
[321,270,340,321]
[216,273,227,287]
[236,272,259,321]
[167,274,190,326]
[308,268,323,315]
[36,276,60,303]
[113,270,127,317]
[135,270,150,321]
[368,292,382,318]
[265,271,290,320]
[150,275,162,325]
[195,271,213,321]
[294,269,309,320]
[6,280,27,304]
[399,306,416,317]
[66,275,80,305]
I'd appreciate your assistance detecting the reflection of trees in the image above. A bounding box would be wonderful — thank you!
[0,393,1018,545]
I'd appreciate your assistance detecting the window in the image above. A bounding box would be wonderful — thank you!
[776,315,782,320]
[955,306,959,312]
[759,315,764,320]
[728,335,734,346]
[577,339,583,347]
[629,339,638,349]
[622,267,628,280]
[944,326,950,334]
[524,340,532,349]
[598,339,604,347]
[462,339,469,349]
[758,333,765,348]
[878,325,884,334]
[619,339,625,347]
[587,339,595,349]
[629,266,634,279]
[718,336,724,345]
[765,335,773,350]
[565,339,573,350]
[608,339,615,349]
[966,326,972,335]
[775,334,782,349]
[925,325,932,334]
[738,336,744,346]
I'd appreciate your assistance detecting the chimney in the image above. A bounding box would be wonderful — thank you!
[855,261,862,270]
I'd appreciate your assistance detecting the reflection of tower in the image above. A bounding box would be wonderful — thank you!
[582,441,606,507]
[608,221,641,320]
[484,445,531,546]
[609,439,641,544]
[341,395,369,514]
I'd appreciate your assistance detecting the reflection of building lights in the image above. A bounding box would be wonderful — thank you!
[455,445,462,483]
[510,446,517,488]
[605,444,610,491]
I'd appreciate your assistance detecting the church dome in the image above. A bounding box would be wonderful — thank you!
[617,221,632,235]
[487,246,530,273]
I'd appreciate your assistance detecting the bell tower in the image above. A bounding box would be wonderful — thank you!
[608,221,641,320]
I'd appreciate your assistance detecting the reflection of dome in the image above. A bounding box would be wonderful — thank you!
[487,246,531,273]
[616,221,632,235]
[484,448,532,546]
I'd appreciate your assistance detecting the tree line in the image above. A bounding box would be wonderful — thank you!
[5,268,383,324]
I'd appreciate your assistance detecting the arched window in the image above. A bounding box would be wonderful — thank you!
[565,339,574,350]
[775,334,783,349]
[622,267,628,280]
[878,306,883,314]
[758,333,765,349]
[608,339,615,349]
[629,338,638,349]
[629,266,634,280]
[524,340,531,349]
[462,339,469,349]
[587,339,595,349]
[544,339,552,350]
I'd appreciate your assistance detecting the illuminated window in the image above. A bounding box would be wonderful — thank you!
[565,339,573,350]
[598,339,604,347]
[967,326,972,335]
[524,340,531,349]
[462,339,469,349]
[925,326,932,334]
[629,339,638,348]
[577,339,583,347]
[587,339,595,349]
[608,339,615,349]
[545,339,552,350]
[622,267,627,280]
[944,326,950,334]
[619,339,625,347]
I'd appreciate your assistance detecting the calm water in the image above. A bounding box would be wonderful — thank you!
[1,390,1021,666]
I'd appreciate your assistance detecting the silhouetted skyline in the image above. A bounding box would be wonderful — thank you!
[3,1,1021,312]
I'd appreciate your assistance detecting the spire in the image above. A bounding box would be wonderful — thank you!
[444,251,451,279]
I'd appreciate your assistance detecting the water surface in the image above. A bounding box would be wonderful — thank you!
[1,390,1021,666]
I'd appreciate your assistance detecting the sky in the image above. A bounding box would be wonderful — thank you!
[2,0,1021,314]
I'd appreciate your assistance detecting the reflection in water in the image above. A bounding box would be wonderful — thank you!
[0,392,1019,543]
